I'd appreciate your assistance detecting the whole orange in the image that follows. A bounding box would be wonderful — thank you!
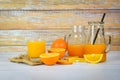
[51,38,67,50]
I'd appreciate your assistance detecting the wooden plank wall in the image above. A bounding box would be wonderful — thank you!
[0,0,120,52]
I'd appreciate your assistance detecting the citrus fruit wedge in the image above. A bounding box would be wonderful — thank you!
[68,57,86,63]
[84,54,103,64]
[48,48,66,59]
[65,56,85,63]
[40,53,59,66]
[57,60,72,65]
[64,56,79,60]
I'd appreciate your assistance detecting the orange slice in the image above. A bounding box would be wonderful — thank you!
[65,56,85,63]
[40,53,59,66]
[84,54,103,64]
[57,60,72,65]
[64,56,79,60]
[68,57,86,63]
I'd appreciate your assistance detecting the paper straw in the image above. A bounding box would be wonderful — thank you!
[93,13,106,44]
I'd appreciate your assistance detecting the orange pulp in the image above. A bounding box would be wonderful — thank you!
[68,44,85,57]
[28,41,46,58]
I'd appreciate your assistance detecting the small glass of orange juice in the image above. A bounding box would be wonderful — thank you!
[27,40,46,58]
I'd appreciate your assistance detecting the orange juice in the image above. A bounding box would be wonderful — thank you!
[68,44,85,57]
[28,41,46,58]
[85,44,107,62]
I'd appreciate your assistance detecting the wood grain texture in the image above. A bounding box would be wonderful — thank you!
[0,0,120,10]
[0,11,120,51]
[0,10,120,30]
[0,30,68,46]
[0,0,120,51]
[0,30,119,51]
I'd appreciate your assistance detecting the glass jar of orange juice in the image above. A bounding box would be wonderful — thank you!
[85,22,111,63]
[67,25,86,57]
[27,38,46,58]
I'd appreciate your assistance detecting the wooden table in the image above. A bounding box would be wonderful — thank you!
[0,51,120,80]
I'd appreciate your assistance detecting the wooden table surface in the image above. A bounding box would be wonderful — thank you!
[0,51,120,80]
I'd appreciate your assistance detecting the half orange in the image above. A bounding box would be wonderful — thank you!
[48,48,66,59]
[40,53,59,66]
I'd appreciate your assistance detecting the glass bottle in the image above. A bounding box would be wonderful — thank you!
[67,25,86,57]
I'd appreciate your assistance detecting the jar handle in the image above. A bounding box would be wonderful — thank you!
[64,34,71,43]
[105,35,111,53]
